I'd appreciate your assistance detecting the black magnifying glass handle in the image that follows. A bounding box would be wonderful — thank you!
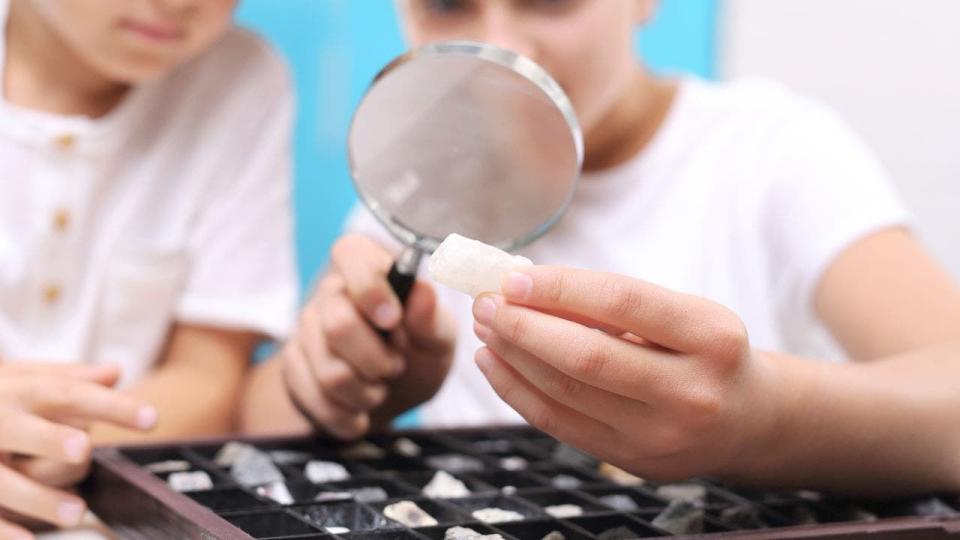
[377,247,423,340]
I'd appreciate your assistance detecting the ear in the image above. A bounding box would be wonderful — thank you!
[394,0,419,46]
[633,0,657,26]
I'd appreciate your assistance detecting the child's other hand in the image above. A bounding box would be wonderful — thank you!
[471,266,776,483]
[281,234,456,440]
[0,363,156,537]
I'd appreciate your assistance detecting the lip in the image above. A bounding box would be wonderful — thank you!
[120,18,183,42]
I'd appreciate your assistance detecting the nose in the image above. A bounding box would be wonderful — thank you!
[480,9,540,62]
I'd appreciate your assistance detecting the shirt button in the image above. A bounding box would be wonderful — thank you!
[54,134,76,150]
[53,209,71,232]
[43,284,62,305]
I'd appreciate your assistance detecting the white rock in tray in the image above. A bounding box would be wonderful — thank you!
[423,470,471,499]
[428,234,533,297]
[168,471,213,492]
[256,481,294,505]
[214,441,257,467]
[394,437,422,457]
[471,507,525,524]
[326,527,350,535]
[444,526,507,540]
[144,460,192,474]
[305,460,350,483]
[383,500,439,527]
[545,504,583,518]
[499,456,528,471]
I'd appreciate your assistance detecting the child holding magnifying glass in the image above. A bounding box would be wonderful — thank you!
[243,0,960,496]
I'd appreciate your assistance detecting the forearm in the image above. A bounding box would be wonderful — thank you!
[91,326,255,444]
[239,356,312,435]
[736,341,960,496]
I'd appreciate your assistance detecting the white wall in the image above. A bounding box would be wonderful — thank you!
[720,0,960,279]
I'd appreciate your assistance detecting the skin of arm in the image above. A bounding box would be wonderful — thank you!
[91,324,258,444]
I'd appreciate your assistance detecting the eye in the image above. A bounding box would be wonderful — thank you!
[420,0,471,15]
[520,0,577,14]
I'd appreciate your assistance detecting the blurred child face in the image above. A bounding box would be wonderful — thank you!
[24,0,236,83]
[398,0,653,135]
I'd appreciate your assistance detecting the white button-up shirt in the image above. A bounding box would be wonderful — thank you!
[0,1,298,386]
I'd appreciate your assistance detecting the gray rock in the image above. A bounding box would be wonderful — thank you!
[256,481,294,505]
[545,504,583,518]
[599,494,640,512]
[423,470,471,499]
[214,441,258,467]
[145,460,191,474]
[384,500,439,527]
[597,526,641,540]
[718,503,767,529]
[350,487,390,503]
[472,507,525,523]
[394,437,422,457]
[425,454,485,473]
[499,456,528,471]
[656,483,707,506]
[268,450,313,465]
[444,526,506,540]
[231,450,284,486]
[651,500,705,535]
[551,474,582,489]
[167,471,213,492]
[304,460,350,483]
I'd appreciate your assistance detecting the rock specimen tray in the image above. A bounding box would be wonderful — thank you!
[82,426,960,539]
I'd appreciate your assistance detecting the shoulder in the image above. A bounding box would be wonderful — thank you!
[683,77,860,149]
[154,26,293,117]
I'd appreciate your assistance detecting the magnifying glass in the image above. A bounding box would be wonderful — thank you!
[348,41,583,311]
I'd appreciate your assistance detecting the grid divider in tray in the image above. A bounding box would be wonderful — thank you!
[85,426,960,539]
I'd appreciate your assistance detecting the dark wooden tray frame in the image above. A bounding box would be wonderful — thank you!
[81,428,960,539]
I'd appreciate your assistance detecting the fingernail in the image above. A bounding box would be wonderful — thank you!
[63,433,88,462]
[503,271,533,299]
[137,406,158,430]
[373,302,400,328]
[475,348,495,372]
[58,500,85,525]
[473,296,497,326]
[474,322,491,341]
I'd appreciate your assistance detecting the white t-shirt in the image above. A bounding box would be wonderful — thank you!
[346,77,911,427]
[0,2,298,387]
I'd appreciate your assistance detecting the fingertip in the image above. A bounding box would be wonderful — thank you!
[57,499,86,527]
[372,301,401,329]
[136,405,158,431]
[63,432,91,464]
[502,271,533,300]
[475,347,496,372]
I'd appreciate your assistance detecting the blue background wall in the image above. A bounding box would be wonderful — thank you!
[234,0,718,293]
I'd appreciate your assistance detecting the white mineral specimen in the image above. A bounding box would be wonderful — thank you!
[167,471,213,492]
[444,526,507,540]
[305,460,350,483]
[214,441,257,467]
[383,500,439,527]
[598,463,645,486]
[545,504,583,518]
[471,507,525,523]
[326,527,350,534]
[145,460,191,474]
[428,234,533,297]
[498,456,528,471]
[423,470,471,499]
[394,437,422,457]
[256,481,294,505]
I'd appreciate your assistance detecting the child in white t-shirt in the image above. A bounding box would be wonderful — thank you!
[244,0,960,496]
[0,0,296,534]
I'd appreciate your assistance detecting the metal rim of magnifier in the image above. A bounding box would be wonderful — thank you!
[347,40,584,254]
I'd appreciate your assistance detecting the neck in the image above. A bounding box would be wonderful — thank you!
[4,0,128,117]
[582,69,677,171]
